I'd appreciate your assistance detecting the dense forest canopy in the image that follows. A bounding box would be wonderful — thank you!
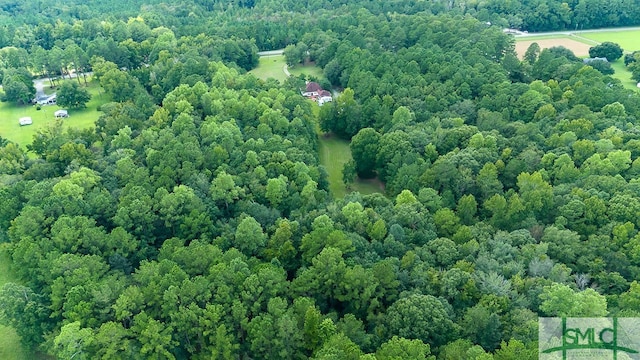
[0,0,637,51]
[2,0,640,359]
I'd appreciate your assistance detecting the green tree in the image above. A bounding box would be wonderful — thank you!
[320,88,362,138]
[385,294,458,347]
[57,81,91,108]
[99,68,139,102]
[265,176,288,209]
[313,333,362,360]
[342,160,356,190]
[438,339,493,360]
[457,194,477,226]
[300,215,353,264]
[539,283,607,317]
[350,128,381,178]
[627,52,640,82]
[523,42,540,65]
[0,283,53,349]
[93,321,138,358]
[210,171,243,211]
[461,305,502,351]
[587,59,614,75]
[588,42,623,62]
[375,336,435,360]
[234,215,267,256]
[284,43,308,67]
[516,171,553,218]
[131,312,176,359]
[493,339,537,360]
[2,67,35,104]
[0,142,26,174]
[53,321,94,360]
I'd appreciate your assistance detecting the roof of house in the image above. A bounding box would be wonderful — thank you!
[306,82,321,92]
[583,57,608,63]
[319,90,332,97]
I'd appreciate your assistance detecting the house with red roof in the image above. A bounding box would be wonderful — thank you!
[301,81,332,105]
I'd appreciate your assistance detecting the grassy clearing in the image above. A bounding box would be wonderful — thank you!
[0,244,45,360]
[0,79,108,148]
[249,55,288,83]
[580,30,640,52]
[610,60,638,90]
[318,134,383,198]
[288,62,324,79]
[0,326,29,360]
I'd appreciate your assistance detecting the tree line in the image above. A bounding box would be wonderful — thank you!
[0,0,639,54]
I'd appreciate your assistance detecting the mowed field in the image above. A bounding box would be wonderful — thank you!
[515,37,593,58]
[288,62,323,79]
[581,30,640,52]
[0,79,108,148]
[249,55,288,83]
[318,134,383,198]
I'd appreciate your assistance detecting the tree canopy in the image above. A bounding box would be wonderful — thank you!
[2,1,640,359]
[589,42,623,62]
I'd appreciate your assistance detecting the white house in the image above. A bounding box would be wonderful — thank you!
[318,90,333,106]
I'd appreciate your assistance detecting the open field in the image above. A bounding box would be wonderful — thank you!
[249,55,288,83]
[318,134,383,198]
[515,32,639,91]
[581,30,640,52]
[610,60,638,89]
[0,79,108,148]
[515,38,593,58]
[288,62,324,79]
[0,244,49,360]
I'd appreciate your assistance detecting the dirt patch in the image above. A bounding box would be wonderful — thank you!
[516,38,592,59]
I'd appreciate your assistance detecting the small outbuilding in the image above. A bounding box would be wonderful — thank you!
[583,57,608,64]
[19,117,32,126]
[55,109,69,118]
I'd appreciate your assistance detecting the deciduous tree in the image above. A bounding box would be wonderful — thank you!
[57,81,91,108]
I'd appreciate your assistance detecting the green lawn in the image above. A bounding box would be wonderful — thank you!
[288,62,324,79]
[0,244,48,360]
[580,30,640,52]
[610,60,638,90]
[318,134,383,198]
[249,55,288,83]
[0,79,108,148]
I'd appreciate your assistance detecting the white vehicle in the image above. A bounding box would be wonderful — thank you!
[55,109,69,118]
